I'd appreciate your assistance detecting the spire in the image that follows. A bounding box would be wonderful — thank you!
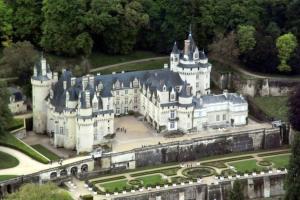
[171,41,179,54]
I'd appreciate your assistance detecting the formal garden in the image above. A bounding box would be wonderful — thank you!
[84,149,291,195]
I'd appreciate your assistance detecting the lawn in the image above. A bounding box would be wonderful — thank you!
[136,175,167,187]
[130,167,180,177]
[94,58,169,74]
[0,151,19,169]
[201,156,254,169]
[0,175,18,181]
[31,144,60,161]
[253,96,289,121]
[0,133,49,164]
[7,118,24,132]
[228,159,265,173]
[263,154,290,168]
[100,180,130,193]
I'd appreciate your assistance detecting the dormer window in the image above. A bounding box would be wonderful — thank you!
[93,102,98,110]
[170,94,175,101]
[163,85,166,91]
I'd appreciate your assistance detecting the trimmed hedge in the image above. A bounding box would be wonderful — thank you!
[91,176,126,184]
[80,194,93,200]
[130,167,181,177]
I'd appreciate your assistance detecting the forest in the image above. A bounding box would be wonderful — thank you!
[0,0,300,75]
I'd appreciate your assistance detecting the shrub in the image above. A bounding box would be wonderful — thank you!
[80,194,93,200]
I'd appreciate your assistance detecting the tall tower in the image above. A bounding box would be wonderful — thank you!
[31,56,53,134]
[170,42,180,71]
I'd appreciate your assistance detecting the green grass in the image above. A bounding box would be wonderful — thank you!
[0,151,19,169]
[263,154,290,168]
[253,96,289,121]
[137,175,167,187]
[91,176,127,184]
[201,156,254,169]
[0,175,18,181]
[228,159,265,173]
[0,133,49,164]
[89,51,162,68]
[100,180,130,193]
[7,118,24,132]
[31,144,60,161]
[130,167,180,177]
[94,58,169,74]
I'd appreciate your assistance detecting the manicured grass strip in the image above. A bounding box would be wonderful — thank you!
[130,167,180,177]
[0,151,19,169]
[0,133,49,164]
[91,176,126,184]
[201,156,254,169]
[7,118,24,132]
[228,159,265,173]
[96,59,169,74]
[136,175,167,187]
[253,96,288,121]
[264,155,290,169]
[257,150,291,157]
[100,180,130,193]
[0,175,18,181]
[31,144,60,161]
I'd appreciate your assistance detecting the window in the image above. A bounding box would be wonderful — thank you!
[196,82,199,88]
[125,90,128,94]
[125,107,128,113]
[60,127,63,135]
[196,74,199,79]
[116,108,120,114]
[116,91,119,95]
[216,115,220,121]
[175,57,178,62]
[134,89,138,94]
[93,102,97,109]
[134,97,138,103]
[125,97,128,104]
[170,111,175,119]
[170,94,175,101]
[170,122,175,129]
[107,105,110,110]
[116,99,120,105]
[223,114,226,121]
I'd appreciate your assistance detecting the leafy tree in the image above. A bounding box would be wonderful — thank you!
[286,0,300,39]
[5,182,73,200]
[288,85,300,131]
[86,0,149,54]
[0,0,13,47]
[276,33,298,72]
[0,82,12,135]
[229,180,244,200]
[8,0,43,45]
[237,25,256,54]
[41,0,93,56]
[285,132,300,200]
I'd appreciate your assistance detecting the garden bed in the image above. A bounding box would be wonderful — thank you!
[0,151,19,169]
[130,167,180,177]
[182,167,215,178]
[31,144,60,161]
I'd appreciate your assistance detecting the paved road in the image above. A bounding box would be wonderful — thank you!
[90,56,168,73]
[0,146,90,176]
[210,54,300,81]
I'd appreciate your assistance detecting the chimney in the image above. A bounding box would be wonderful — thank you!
[34,66,37,76]
[196,92,201,98]
[184,40,190,55]
[164,64,168,69]
[71,77,76,86]
[121,71,125,73]
[223,89,228,98]
[63,80,67,90]
[89,75,95,87]
[97,73,101,76]
[112,72,116,74]
[86,91,90,108]
[53,72,58,82]
[41,58,47,76]
[82,76,88,90]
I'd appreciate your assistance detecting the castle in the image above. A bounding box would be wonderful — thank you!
[31,30,248,154]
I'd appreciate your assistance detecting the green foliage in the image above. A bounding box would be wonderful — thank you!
[0,82,12,134]
[5,182,73,200]
[237,25,256,53]
[31,144,60,161]
[288,85,300,131]
[285,133,300,200]
[276,33,298,72]
[80,194,93,200]
[0,175,17,181]
[0,0,13,47]
[41,0,93,56]
[130,167,180,177]
[230,180,244,200]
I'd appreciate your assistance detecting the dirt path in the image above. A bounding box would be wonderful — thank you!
[90,56,168,73]
[210,54,300,81]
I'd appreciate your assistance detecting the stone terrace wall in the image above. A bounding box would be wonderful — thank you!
[133,128,282,168]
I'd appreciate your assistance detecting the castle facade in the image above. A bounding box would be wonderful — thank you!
[31,31,248,154]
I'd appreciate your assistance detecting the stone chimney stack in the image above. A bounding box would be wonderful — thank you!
[41,58,47,76]
[34,66,37,76]
[184,40,190,56]
[53,72,58,82]
[86,90,90,108]
[71,77,76,87]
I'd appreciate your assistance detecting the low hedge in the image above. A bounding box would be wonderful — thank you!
[130,167,180,177]
[91,176,126,184]
[80,194,93,200]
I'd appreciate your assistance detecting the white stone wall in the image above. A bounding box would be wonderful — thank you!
[8,101,27,114]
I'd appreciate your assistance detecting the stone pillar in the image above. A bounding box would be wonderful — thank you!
[247,178,255,199]
[263,176,271,198]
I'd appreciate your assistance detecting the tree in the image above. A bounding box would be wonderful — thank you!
[288,85,300,131]
[229,180,244,200]
[237,25,256,54]
[285,132,300,200]
[5,182,73,200]
[0,82,12,135]
[41,0,93,56]
[0,0,13,47]
[8,0,43,45]
[276,33,298,72]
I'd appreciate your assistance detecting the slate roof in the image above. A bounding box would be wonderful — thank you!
[199,93,247,106]
[8,87,25,102]
[50,69,184,113]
